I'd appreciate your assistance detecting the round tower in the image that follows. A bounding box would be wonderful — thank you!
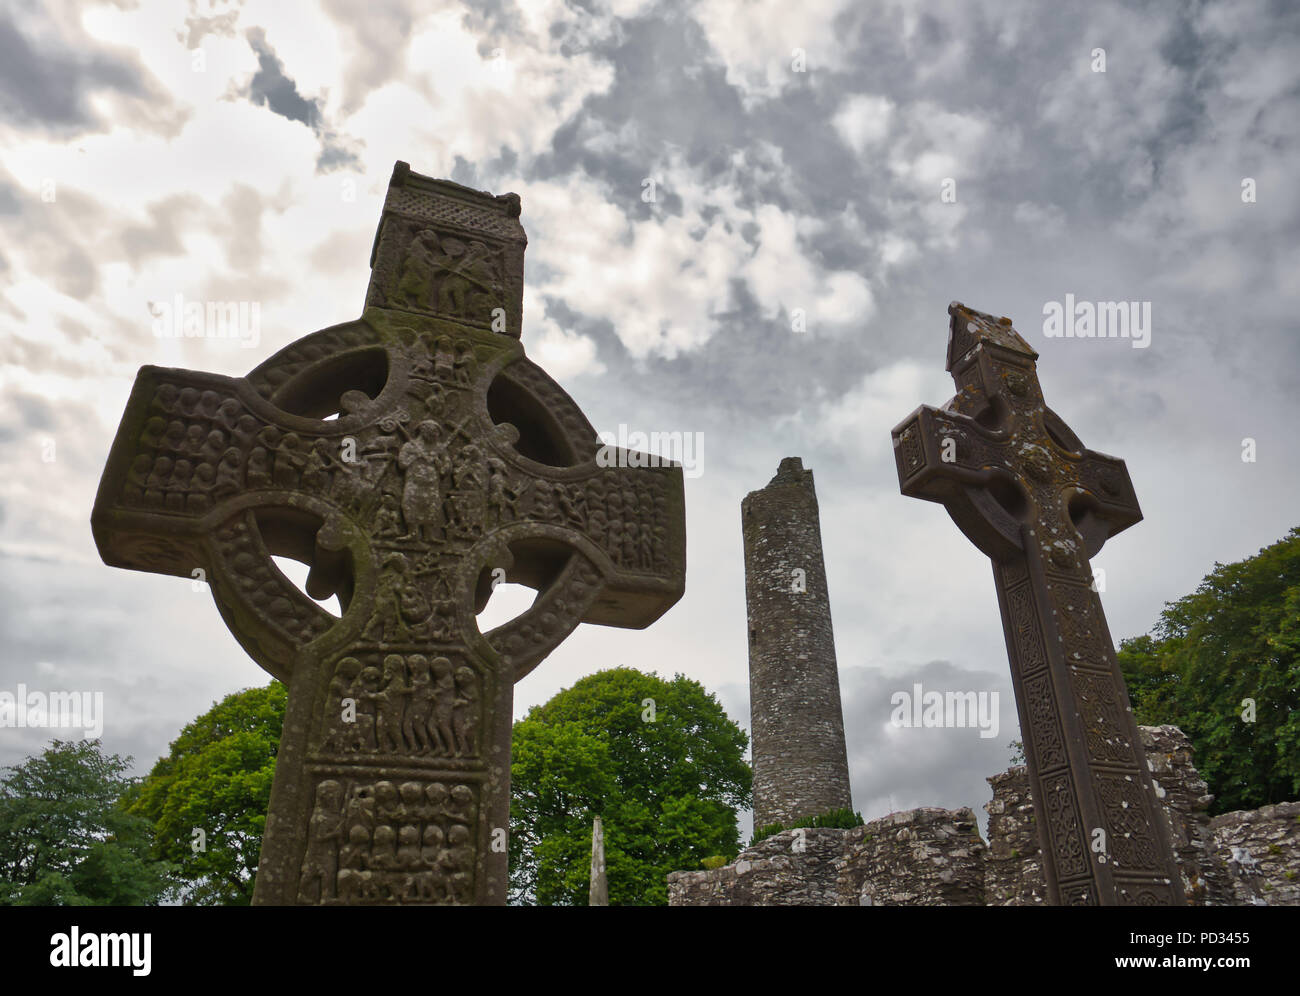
[742,456,853,829]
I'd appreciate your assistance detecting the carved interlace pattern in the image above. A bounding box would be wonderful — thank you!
[1041,772,1088,879]
[1024,672,1066,771]
[387,187,522,240]
[1098,774,1160,871]
[1072,669,1134,764]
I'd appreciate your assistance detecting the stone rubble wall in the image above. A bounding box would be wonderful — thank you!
[833,808,985,906]
[1140,725,1234,906]
[1210,802,1300,906]
[667,827,846,906]
[984,767,1046,906]
[670,725,1298,906]
[668,811,985,907]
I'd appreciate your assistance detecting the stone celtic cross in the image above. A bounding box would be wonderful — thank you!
[891,301,1183,906]
[92,162,686,905]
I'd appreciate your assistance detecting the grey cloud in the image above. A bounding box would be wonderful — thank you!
[13,393,56,433]
[0,555,271,777]
[462,0,528,51]
[537,277,875,440]
[120,195,204,267]
[450,155,481,190]
[840,660,1018,833]
[243,27,321,128]
[526,14,750,193]
[707,660,1016,838]
[316,135,364,173]
[236,27,362,174]
[0,4,177,136]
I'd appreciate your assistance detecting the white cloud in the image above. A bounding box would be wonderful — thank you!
[521,292,606,380]
[691,0,854,103]
[887,102,997,188]
[515,149,875,359]
[817,359,952,462]
[832,94,894,155]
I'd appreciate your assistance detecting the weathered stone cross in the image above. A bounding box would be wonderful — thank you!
[92,162,685,905]
[891,302,1184,905]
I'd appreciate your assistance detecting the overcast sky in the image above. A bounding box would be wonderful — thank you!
[1,0,1297,842]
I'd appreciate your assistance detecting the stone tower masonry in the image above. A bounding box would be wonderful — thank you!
[742,457,853,829]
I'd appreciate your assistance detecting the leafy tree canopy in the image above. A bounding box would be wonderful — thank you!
[0,739,176,905]
[1118,526,1300,814]
[120,668,751,906]
[510,667,751,905]
[128,681,286,905]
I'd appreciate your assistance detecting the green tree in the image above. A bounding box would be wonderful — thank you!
[1007,739,1025,765]
[0,739,176,905]
[129,681,286,905]
[1118,526,1300,814]
[509,668,751,905]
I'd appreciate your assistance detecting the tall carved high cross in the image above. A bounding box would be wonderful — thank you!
[892,302,1183,906]
[92,162,686,905]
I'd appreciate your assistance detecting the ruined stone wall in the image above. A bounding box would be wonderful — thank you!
[742,457,852,829]
[984,767,1047,906]
[667,827,847,906]
[670,724,1298,906]
[1140,725,1233,905]
[668,809,985,907]
[834,808,985,906]
[1210,802,1300,906]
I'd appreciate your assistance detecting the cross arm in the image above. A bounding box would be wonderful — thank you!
[474,460,686,681]
[92,365,241,577]
[892,404,1026,562]
[891,404,1012,499]
[92,363,343,681]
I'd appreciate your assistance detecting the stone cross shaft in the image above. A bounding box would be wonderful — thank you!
[92,162,685,905]
[891,301,1184,906]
